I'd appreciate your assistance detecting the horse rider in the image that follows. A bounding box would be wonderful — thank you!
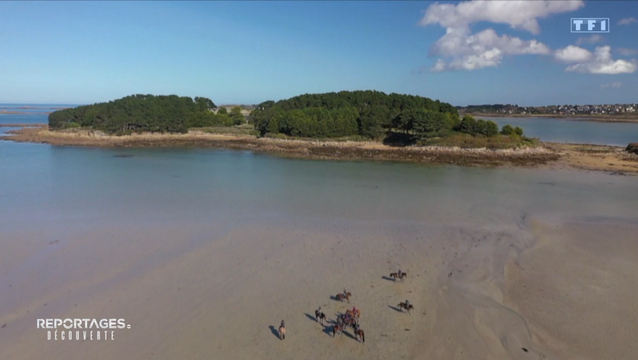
[353,322,360,333]
[343,289,348,297]
[280,320,285,329]
[404,299,410,307]
[398,269,403,278]
[317,306,324,317]
[352,306,359,316]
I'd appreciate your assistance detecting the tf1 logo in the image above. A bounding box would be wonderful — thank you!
[571,18,610,33]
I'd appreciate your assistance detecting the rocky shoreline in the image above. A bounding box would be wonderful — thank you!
[2,125,637,174]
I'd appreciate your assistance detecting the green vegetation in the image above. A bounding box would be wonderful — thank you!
[48,92,531,148]
[197,124,259,136]
[424,133,538,149]
[252,90,457,139]
[230,106,245,126]
[252,91,530,147]
[49,94,221,134]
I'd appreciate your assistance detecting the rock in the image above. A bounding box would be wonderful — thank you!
[626,143,638,154]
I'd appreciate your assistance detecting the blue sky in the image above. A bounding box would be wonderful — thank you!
[0,1,636,106]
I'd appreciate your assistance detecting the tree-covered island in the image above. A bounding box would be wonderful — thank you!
[48,91,532,148]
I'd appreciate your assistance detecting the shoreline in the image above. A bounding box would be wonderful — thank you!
[0,111,53,115]
[2,124,637,174]
[465,112,638,123]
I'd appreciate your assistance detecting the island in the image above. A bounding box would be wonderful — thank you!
[2,92,637,174]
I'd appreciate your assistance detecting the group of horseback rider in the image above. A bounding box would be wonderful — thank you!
[279,269,409,342]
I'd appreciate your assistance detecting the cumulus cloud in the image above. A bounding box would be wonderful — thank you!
[420,0,583,72]
[600,82,623,89]
[565,46,637,74]
[420,0,584,34]
[428,29,550,71]
[431,59,447,73]
[576,35,604,45]
[617,47,638,56]
[555,45,592,62]
[618,17,637,26]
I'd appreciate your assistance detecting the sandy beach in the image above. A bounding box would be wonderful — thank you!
[2,214,637,360]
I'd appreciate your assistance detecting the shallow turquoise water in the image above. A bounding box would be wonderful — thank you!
[1,114,637,234]
[1,110,637,235]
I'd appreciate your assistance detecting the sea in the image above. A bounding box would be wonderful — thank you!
[1,104,637,235]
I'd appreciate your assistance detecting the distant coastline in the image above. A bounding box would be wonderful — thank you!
[465,112,638,123]
[0,110,54,115]
[2,124,637,174]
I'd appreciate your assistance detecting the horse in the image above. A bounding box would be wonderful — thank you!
[336,292,352,303]
[279,325,286,340]
[332,323,343,337]
[340,315,357,328]
[354,328,365,343]
[346,309,361,319]
[398,302,414,313]
[390,272,407,281]
[315,310,326,325]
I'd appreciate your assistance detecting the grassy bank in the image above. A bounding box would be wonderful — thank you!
[421,133,538,149]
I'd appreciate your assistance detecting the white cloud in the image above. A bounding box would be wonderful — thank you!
[617,47,638,56]
[565,46,637,74]
[431,59,447,73]
[576,35,604,45]
[429,29,550,71]
[431,29,551,57]
[600,82,623,89]
[420,0,584,35]
[618,17,637,26]
[420,0,583,72]
[555,45,592,62]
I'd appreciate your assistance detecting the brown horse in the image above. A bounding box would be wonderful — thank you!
[398,302,414,313]
[279,325,286,340]
[332,324,343,337]
[336,292,352,303]
[346,309,361,319]
[340,315,357,328]
[354,328,365,343]
[390,272,407,281]
[315,310,326,325]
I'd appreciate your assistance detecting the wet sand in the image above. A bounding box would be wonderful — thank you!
[1,215,637,360]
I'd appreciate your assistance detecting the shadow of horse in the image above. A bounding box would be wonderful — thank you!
[304,313,317,323]
[323,325,335,337]
[343,330,357,341]
[268,325,280,339]
[381,276,395,282]
[388,305,403,313]
[330,295,341,302]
